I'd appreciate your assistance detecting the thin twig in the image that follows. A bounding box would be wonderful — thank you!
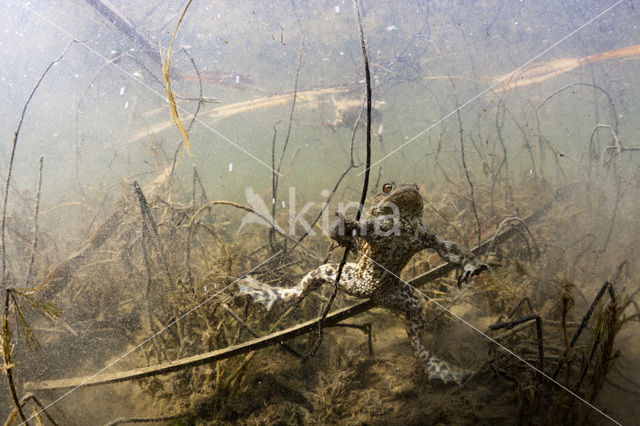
[221,303,302,358]
[2,40,74,289]
[493,97,510,208]
[133,182,172,282]
[105,413,189,426]
[536,82,618,134]
[169,49,206,184]
[187,200,320,261]
[4,392,58,426]
[2,290,27,423]
[503,104,536,176]
[450,78,481,246]
[305,0,372,360]
[552,281,615,379]
[286,164,354,255]
[269,125,280,253]
[132,182,164,360]
[490,313,544,371]
[270,37,304,253]
[24,156,44,288]
[286,86,368,253]
[74,53,164,203]
[275,37,304,181]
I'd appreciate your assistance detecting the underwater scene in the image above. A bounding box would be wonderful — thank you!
[1,0,640,424]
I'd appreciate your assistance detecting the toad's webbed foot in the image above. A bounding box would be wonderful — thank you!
[380,286,471,385]
[425,356,470,384]
[237,276,300,310]
[457,260,489,288]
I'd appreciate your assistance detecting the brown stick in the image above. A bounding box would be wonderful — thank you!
[187,200,320,261]
[26,299,374,391]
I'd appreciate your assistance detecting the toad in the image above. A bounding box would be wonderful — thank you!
[238,183,487,383]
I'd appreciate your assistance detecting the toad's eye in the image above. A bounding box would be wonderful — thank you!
[382,182,394,193]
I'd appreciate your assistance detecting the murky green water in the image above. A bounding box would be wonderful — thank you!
[1,1,639,424]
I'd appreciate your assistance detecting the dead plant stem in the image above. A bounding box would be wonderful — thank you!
[132,182,164,360]
[305,0,372,360]
[2,290,27,423]
[271,37,304,253]
[24,156,44,288]
[450,79,481,246]
[160,0,193,152]
[169,50,206,187]
[2,41,73,289]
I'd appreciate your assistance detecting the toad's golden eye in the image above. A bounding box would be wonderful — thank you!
[382,182,394,193]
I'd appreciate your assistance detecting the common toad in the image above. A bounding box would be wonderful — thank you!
[239,183,487,383]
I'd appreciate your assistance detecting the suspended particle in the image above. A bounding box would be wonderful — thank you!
[229,163,233,172]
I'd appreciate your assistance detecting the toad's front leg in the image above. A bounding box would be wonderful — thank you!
[329,211,386,250]
[417,223,489,287]
[329,212,361,250]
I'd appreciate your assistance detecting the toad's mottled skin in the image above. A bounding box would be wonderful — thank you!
[239,183,487,383]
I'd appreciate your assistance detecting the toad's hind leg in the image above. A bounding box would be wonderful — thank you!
[238,263,360,310]
[380,286,469,384]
